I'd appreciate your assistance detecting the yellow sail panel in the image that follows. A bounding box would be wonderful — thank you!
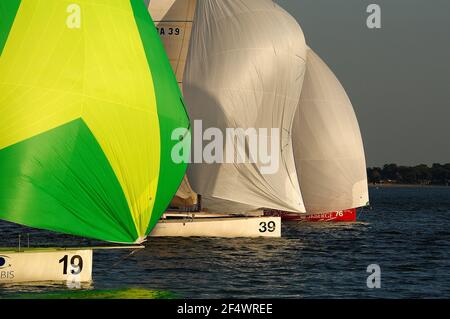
[80,1,160,237]
[0,0,84,150]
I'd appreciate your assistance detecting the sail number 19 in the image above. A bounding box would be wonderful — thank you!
[59,255,83,275]
[259,221,276,233]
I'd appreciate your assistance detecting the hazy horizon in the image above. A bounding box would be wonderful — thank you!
[276,0,450,167]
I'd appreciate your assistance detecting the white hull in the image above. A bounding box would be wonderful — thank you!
[0,249,92,284]
[150,214,281,238]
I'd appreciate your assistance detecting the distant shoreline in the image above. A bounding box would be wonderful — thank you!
[369,183,449,188]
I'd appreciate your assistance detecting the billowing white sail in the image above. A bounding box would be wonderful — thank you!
[184,0,307,213]
[148,0,198,207]
[293,48,369,213]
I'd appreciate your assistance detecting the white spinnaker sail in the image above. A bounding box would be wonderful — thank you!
[293,48,369,213]
[184,0,307,213]
[148,0,197,92]
[148,0,198,207]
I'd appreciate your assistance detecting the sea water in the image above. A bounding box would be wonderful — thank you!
[0,186,449,298]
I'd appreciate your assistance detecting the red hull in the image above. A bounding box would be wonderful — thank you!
[264,208,357,222]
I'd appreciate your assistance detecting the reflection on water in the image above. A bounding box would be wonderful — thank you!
[2,287,173,299]
[0,281,93,295]
[1,187,450,298]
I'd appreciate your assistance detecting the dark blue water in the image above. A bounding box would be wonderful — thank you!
[1,186,450,298]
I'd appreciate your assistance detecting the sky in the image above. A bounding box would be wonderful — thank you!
[276,0,450,167]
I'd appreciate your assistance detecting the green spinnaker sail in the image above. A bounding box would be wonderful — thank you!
[0,0,190,243]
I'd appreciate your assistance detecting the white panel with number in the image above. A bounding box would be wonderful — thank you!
[151,216,281,238]
[0,249,92,283]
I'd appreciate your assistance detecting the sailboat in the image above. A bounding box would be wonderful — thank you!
[264,48,370,222]
[149,0,369,231]
[147,0,282,238]
[0,0,188,283]
[148,0,309,237]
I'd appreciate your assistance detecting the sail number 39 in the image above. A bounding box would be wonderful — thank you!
[259,221,276,233]
[59,255,83,275]
[156,27,181,36]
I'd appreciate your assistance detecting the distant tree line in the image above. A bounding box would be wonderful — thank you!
[367,163,450,185]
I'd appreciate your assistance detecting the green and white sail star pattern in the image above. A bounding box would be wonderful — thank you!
[0,0,190,243]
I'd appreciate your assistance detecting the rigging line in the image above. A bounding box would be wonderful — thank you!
[111,247,144,268]
[357,203,372,220]
[179,97,192,133]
